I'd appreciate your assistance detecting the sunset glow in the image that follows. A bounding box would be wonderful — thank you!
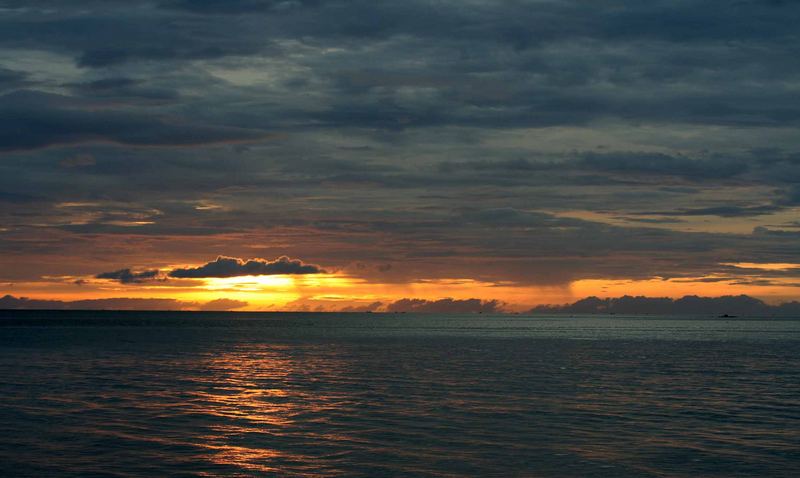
[4,3,800,478]
[2,1,800,313]
[5,263,800,311]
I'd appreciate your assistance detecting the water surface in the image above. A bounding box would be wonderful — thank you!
[1,312,798,477]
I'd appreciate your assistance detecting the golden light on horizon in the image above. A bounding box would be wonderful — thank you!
[5,268,800,311]
[204,275,296,291]
[570,276,800,304]
[722,262,800,271]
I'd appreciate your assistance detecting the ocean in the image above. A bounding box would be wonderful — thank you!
[0,311,798,477]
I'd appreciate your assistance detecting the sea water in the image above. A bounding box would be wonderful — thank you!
[1,311,798,477]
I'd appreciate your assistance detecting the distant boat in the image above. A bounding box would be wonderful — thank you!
[718,314,737,318]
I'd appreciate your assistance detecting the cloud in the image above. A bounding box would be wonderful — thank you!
[636,204,783,218]
[577,152,749,180]
[95,268,161,284]
[159,0,322,14]
[0,294,191,311]
[2,1,800,294]
[169,255,324,278]
[777,185,800,206]
[339,301,383,312]
[0,67,29,91]
[59,154,96,168]
[0,294,250,311]
[531,295,800,317]
[67,78,179,101]
[0,90,267,151]
[441,152,751,184]
[0,191,42,203]
[386,298,504,314]
[199,298,249,311]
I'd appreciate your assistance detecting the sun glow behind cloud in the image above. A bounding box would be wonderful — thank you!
[204,275,296,291]
[167,275,573,312]
[179,273,369,309]
[722,263,800,271]
[4,269,800,311]
[4,258,800,311]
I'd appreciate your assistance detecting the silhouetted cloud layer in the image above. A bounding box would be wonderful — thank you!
[0,90,266,151]
[95,268,160,284]
[199,298,249,311]
[531,295,800,317]
[340,301,384,313]
[169,256,324,278]
[386,298,504,314]
[0,295,247,311]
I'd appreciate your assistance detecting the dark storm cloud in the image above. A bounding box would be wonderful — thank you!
[577,153,749,180]
[0,91,267,151]
[0,9,273,67]
[0,67,29,91]
[0,1,798,136]
[440,152,751,183]
[159,0,323,14]
[438,158,552,174]
[67,78,179,101]
[283,206,800,285]
[95,268,161,284]
[169,256,324,278]
[531,295,800,317]
[0,191,42,203]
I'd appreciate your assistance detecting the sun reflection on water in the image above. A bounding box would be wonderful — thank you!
[188,346,350,475]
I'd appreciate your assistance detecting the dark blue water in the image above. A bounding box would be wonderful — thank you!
[1,311,799,477]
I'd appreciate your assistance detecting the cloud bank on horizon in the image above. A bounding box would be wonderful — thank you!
[1,1,800,307]
[3,293,800,316]
[169,256,324,278]
[0,294,248,311]
[531,295,800,317]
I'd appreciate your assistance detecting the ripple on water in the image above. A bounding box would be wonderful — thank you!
[0,314,799,477]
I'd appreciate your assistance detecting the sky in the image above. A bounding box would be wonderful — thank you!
[1,0,800,312]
